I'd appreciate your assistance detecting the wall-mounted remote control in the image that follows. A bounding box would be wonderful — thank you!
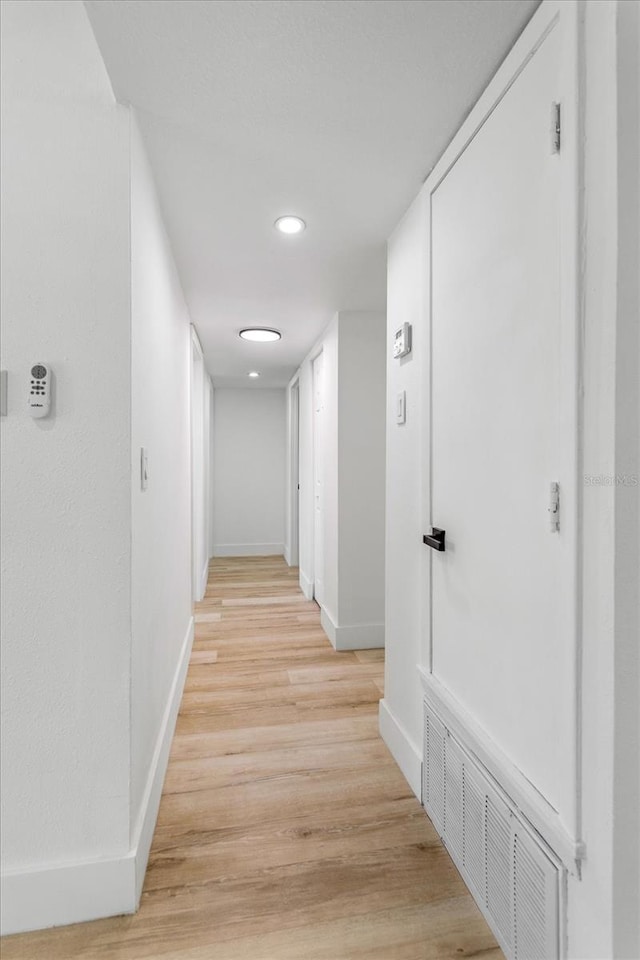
[28,363,51,418]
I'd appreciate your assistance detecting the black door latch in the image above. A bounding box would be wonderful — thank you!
[423,527,446,551]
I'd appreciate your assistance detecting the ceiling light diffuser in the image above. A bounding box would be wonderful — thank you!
[248,371,260,378]
[239,328,281,342]
[274,216,306,235]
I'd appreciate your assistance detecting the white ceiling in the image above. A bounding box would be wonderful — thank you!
[85,0,539,387]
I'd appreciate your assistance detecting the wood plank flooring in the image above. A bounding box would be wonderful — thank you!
[2,556,502,960]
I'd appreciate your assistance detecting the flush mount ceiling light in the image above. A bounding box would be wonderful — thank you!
[248,371,260,378]
[239,328,282,342]
[274,215,306,235]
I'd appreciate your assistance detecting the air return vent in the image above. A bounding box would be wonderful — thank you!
[422,701,561,960]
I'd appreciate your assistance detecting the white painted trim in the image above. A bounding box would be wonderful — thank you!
[190,323,205,360]
[285,377,300,569]
[320,606,337,645]
[198,560,208,602]
[379,698,422,801]
[212,543,284,557]
[419,0,568,194]
[299,569,314,600]
[320,606,384,651]
[1,853,136,936]
[132,616,194,902]
[419,668,584,870]
[0,617,195,936]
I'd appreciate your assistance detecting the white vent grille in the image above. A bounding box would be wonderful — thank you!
[423,710,446,833]
[422,701,562,960]
[444,735,464,861]
[462,763,486,899]
[486,792,513,950]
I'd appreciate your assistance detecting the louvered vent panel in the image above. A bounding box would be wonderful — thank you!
[422,700,561,960]
[485,791,514,951]
[462,763,486,901]
[424,710,446,833]
[444,735,464,863]
[514,829,559,959]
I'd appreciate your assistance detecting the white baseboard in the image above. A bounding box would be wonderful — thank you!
[197,560,208,601]
[284,545,291,566]
[212,543,284,557]
[132,616,194,902]
[320,607,384,650]
[379,698,423,801]
[299,570,314,599]
[0,617,195,936]
[0,853,136,937]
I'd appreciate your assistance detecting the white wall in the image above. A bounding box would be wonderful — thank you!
[208,381,215,558]
[573,2,640,957]
[284,380,299,567]
[0,0,132,930]
[381,194,429,794]
[212,388,286,556]
[1,5,196,933]
[190,333,208,598]
[318,322,339,620]
[296,337,320,598]
[382,2,640,957]
[292,311,386,649]
[612,4,640,955]
[130,113,193,882]
[338,313,386,632]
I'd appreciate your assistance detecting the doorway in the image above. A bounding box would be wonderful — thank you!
[312,351,325,605]
[190,329,208,601]
[288,379,300,567]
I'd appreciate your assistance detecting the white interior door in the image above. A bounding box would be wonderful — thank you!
[312,352,325,604]
[191,334,207,602]
[290,380,300,567]
[430,24,575,819]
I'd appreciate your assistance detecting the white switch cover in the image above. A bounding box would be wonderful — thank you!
[140,448,149,491]
[393,322,412,359]
[396,390,406,424]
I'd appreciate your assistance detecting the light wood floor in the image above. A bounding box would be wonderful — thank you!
[2,557,502,960]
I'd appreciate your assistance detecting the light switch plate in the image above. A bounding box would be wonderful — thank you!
[396,390,406,424]
[140,447,149,491]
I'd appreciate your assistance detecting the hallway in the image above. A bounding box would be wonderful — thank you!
[3,557,501,960]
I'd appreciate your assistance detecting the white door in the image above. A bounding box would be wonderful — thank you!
[430,24,575,819]
[312,352,325,604]
[191,334,207,602]
[290,381,300,567]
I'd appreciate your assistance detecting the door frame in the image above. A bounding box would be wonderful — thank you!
[286,377,300,567]
[311,349,325,604]
[418,0,582,868]
[190,326,208,602]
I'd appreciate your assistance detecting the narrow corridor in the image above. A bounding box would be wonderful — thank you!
[3,557,501,959]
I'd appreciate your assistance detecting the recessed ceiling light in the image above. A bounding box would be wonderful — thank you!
[239,328,282,342]
[274,215,306,235]
[248,371,260,378]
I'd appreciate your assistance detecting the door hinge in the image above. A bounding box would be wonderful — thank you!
[549,482,560,532]
[551,102,561,154]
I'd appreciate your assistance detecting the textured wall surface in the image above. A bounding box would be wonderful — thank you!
[212,389,286,554]
[130,114,193,836]
[0,0,131,867]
